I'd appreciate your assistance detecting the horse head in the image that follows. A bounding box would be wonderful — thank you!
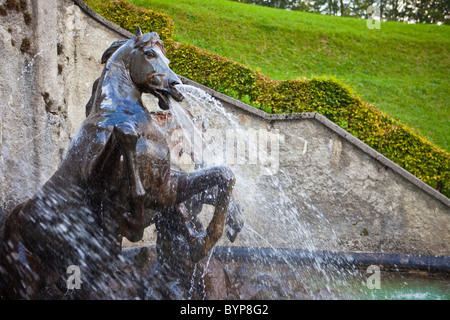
[101,27,184,110]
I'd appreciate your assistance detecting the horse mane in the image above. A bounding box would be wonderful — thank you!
[139,32,167,57]
[101,39,128,64]
[100,33,167,65]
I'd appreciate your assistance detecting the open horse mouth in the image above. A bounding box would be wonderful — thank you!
[150,84,184,110]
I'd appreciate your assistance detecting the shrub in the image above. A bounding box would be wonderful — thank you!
[83,0,174,42]
[166,40,258,100]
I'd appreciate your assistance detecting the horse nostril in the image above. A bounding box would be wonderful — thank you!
[166,83,184,102]
[169,79,181,87]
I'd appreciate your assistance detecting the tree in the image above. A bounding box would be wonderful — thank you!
[412,0,450,24]
[347,0,373,18]
[233,0,450,24]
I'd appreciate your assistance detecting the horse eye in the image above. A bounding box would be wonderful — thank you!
[145,50,156,58]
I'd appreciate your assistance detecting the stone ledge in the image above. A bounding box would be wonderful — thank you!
[213,246,450,273]
[122,245,450,273]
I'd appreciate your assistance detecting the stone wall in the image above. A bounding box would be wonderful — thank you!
[1,0,71,212]
[0,0,448,256]
[0,0,130,212]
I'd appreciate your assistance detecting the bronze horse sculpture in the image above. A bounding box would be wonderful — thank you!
[147,187,242,300]
[0,28,237,299]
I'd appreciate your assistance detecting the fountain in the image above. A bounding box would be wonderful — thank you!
[0,25,348,300]
[0,28,242,300]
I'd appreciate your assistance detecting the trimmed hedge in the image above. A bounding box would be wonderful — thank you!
[84,0,449,198]
[83,0,174,41]
[166,41,258,103]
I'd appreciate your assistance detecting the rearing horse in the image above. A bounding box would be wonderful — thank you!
[0,28,235,299]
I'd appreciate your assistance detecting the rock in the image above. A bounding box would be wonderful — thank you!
[198,258,238,300]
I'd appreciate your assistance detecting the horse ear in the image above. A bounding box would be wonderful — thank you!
[135,26,143,40]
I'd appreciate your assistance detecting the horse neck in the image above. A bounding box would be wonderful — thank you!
[92,60,143,114]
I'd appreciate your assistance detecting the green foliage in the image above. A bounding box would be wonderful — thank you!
[233,0,450,25]
[84,0,450,198]
[83,0,174,42]
[166,41,258,101]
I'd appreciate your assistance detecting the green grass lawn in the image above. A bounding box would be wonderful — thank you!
[130,0,449,151]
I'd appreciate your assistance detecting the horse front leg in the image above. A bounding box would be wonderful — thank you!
[193,188,244,243]
[173,166,236,257]
[225,195,244,242]
[112,123,146,242]
[88,122,146,243]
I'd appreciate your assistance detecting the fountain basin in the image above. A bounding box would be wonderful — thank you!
[121,245,450,300]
